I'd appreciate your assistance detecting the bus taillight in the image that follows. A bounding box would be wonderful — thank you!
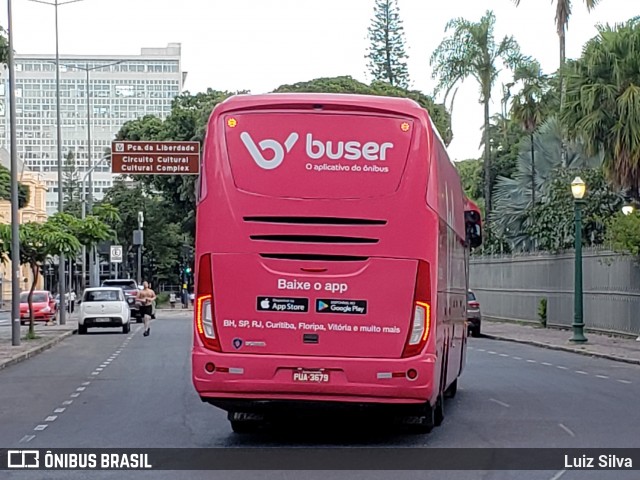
[196,253,221,352]
[402,261,431,358]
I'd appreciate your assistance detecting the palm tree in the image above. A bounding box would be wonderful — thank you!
[430,10,523,215]
[509,60,549,217]
[491,117,603,250]
[562,18,640,199]
[511,0,601,108]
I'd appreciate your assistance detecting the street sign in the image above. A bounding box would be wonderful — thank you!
[110,245,123,264]
[111,141,200,175]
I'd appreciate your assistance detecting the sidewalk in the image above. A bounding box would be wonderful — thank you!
[482,320,640,365]
[0,317,78,371]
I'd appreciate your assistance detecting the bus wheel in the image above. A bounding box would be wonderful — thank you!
[434,395,445,426]
[444,378,458,399]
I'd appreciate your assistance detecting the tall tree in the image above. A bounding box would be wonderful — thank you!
[511,0,601,109]
[62,149,80,206]
[0,164,29,208]
[366,0,410,88]
[562,18,640,199]
[430,10,523,215]
[0,26,8,65]
[510,60,550,217]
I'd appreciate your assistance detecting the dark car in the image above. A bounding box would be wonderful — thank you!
[467,290,481,337]
[101,279,142,322]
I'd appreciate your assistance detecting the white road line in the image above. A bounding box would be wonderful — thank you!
[489,398,510,408]
[542,362,552,366]
[54,408,65,413]
[558,423,575,437]
[91,371,100,375]
[20,435,36,443]
[70,393,80,398]
[575,371,588,375]
[488,351,497,354]
[477,349,486,352]
[100,364,107,368]
[45,416,57,422]
[34,425,48,431]
[116,350,122,354]
[550,470,567,480]
[513,356,522,360]
[557,366,568,370]
[617,379,632,384]
[76,387,86,392]
[527,360,537,363]
[82,381,91,386]
[499,354,509,357]
[62,400,73,406]
[596,375,609,379]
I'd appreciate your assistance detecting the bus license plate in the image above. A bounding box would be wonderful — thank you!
[293,371,329,383]
[96,317,110,322]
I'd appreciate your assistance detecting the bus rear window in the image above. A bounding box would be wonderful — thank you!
[223,113,414,199]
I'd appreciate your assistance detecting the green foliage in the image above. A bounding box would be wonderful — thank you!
[455,159,483,201]
[525,168,622,252]
[430,10,524,213]
[0,164,29,208]
[366,0,410,88]
[156,292,170,305]
[274,76,452,145]
[62,149,80,206]
[605,211,640,256]
[562,17,640,197]
[538,297,547,327]
[0,26,8,66]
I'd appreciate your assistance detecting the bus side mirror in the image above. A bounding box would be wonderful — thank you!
[465,210,482,249]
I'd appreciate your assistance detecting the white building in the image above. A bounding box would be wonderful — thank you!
[0,43,186,214]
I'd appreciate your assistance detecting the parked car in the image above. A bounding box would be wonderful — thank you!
[19,291,57,325]
[78,287,131,334]
[467,290,481,337]
[100,279,154,323]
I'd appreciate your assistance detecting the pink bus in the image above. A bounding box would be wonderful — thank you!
[192,93,482,433]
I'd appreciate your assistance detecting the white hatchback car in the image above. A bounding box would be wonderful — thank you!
[78,287,131,335]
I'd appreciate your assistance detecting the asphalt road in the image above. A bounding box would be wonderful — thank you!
[1,311,639,480]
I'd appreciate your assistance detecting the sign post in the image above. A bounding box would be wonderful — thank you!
[111,141,200,175]
[110,245,123,279]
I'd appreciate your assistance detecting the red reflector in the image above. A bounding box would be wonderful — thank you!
[406,368,418,380]
[469,302,479,308]
[391,372,405,378]
[216,367,229,373]
[205,363,215,373]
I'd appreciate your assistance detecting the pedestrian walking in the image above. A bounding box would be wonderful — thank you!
[136,281,156,337]
[169,292,176,309]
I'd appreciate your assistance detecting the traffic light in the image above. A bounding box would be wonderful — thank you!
[185,266,192,275]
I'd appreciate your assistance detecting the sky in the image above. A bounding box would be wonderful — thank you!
[1,0,638,161]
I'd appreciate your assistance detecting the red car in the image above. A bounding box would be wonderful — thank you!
[19,291,58,325]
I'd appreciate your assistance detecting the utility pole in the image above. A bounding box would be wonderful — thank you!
[8,0,21,346]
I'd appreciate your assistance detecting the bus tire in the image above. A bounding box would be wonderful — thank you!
[434,395,445,426]
[444,378,458,399]
[404,404,435,434]
[78,324,87,335]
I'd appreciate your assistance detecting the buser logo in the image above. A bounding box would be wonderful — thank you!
[241,132,394,170]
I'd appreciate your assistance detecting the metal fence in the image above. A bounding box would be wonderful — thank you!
[469,249,640,336]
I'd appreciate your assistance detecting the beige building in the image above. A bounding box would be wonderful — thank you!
[0,148,48,305]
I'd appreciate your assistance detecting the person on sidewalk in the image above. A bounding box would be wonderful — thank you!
[136,281,156,337]
[169,292,176,309]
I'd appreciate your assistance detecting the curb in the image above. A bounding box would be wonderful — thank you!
[483,333,640,366]
[0,328,77,372]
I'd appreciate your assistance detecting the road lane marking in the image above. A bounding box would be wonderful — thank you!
[550,470,566,480]
[19,435,36,443]
[558,423,575,437]
[92,371,100,375]
[477,349,486,352]
[62,400,73,405]
[596,375,609,379]
[499,354,509,357]
[488,351,497,355]
[489,398,510,408]
[70,393,80,398]
[557,366,568,370]
[575,371,588,375]
[34,425,48,431]
[82,381,91,386]
[617,379,632,384]
[116,350,122,354]
[76,387,86,392]
[45,416,57,422]
[54,408,65,413]
[542,362,552,366]
[526,360,537,363]
[513,356,522,360]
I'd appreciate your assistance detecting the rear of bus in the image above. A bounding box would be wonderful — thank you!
[192,94,455,431]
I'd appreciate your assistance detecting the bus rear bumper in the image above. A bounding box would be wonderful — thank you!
[192,348,438,409]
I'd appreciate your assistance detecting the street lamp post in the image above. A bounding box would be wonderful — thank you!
[29,0,85,325]
[570,176,587,343]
